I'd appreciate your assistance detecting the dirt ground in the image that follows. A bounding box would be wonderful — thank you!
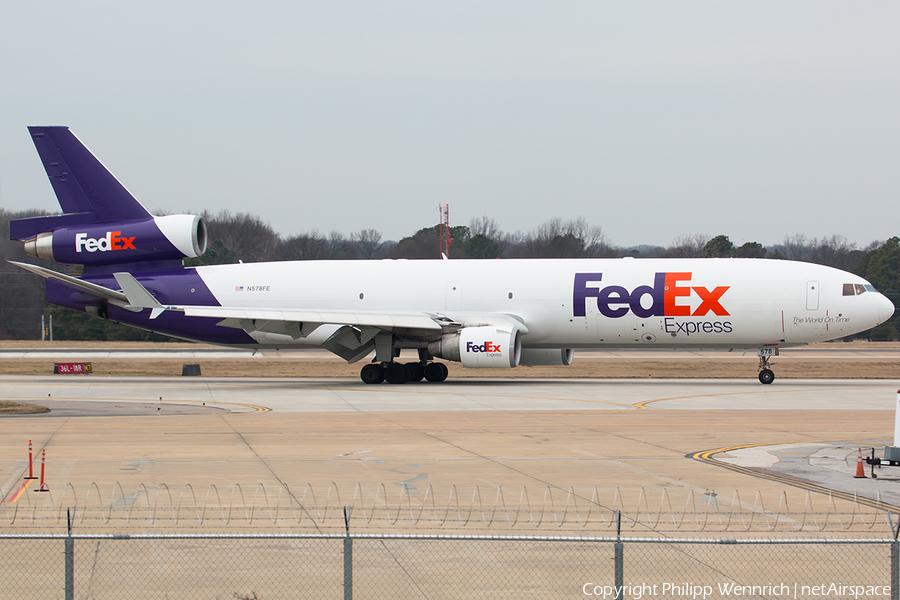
[1,340,897,379]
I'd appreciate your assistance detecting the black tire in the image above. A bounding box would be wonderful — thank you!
[405,363,425,382]
[384,363,407,384]
[424,362,449,383]
[360,364,384,384]
[758,369,775,385]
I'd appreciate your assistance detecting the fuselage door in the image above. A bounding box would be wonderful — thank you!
[806,281,819,311]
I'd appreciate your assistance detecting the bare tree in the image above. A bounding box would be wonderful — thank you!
[201,210,278,263]
[771,234,868,270]
[327,231,351,259]
[274,231,330,261]
[503,218,611,258]
[350,229,386,259]
[810,235,859,270]
[664,234,711,258]
[469,216,503,241]
[779,234,811,262]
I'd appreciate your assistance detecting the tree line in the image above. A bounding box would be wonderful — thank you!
[1,208,896,340]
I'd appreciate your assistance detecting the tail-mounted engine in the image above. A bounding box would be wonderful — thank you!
[21,214,207,266]
[428,326,522,368]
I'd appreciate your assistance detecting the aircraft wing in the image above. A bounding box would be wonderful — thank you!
[174,304,525,364]
[180,305,444,336]
[113,272,527,363]
[169,302,527,364]
[11,262,525,363]
[180,305,443,331]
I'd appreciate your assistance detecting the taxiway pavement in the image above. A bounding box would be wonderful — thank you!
[2,376,899,531]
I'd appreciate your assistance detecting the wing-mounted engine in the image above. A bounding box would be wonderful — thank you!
[428,325,522,368]
[519,348,574,367]
[20,214,207,266]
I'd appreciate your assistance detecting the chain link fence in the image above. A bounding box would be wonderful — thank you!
[0,532,896,600]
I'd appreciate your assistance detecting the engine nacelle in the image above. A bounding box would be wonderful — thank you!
[428,326,522,368]
[519,348,574,367]
[23,215,207,266]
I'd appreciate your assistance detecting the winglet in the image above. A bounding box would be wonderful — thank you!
[112,272,166,318]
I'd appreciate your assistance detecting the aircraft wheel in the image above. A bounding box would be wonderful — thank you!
[405,363,425,382]
[758,369,775,385]
[360,363,384,384]
[384,363,408,384]
[424,362,448,383]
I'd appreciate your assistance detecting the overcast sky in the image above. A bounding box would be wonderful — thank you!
[2,2,898,248]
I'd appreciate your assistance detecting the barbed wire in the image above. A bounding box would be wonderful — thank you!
[3,482,897,534]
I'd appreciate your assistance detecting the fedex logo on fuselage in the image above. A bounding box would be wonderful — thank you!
[574,272,730,318]
[74,231,136,253]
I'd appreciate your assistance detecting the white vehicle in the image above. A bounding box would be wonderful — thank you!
[11,127,895,385]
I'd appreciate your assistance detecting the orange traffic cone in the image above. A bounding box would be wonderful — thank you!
[854,448,866,479]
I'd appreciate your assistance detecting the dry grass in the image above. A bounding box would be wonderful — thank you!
[0,401,50,414]
[1,359,895,379]
[0,340,896,379]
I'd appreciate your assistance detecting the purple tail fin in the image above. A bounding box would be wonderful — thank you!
[10,127,152,240]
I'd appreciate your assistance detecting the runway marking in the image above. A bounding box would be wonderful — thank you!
[3,378,892,416]
[689,442,900,513]
[0,378,633,409]
[228,403,270,413]
[313,386,635,408]
[3,479,32,503]
[0,394,270,414]
[634,386,890,410]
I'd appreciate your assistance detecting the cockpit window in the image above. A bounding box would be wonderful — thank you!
[844,283,877,296]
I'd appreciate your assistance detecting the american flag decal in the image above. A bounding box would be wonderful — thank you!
[235,286,244,291]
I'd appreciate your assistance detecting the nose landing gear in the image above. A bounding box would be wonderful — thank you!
[757,347,778,384]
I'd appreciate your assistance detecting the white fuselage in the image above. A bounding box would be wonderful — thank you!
[193,257,892,350]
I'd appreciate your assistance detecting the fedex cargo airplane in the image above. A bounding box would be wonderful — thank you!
[9,127,895,385]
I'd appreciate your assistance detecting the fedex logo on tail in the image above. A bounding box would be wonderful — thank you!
[574,272,729,318]
[75,231,136,253]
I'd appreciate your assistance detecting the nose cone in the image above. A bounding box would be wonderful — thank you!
[878,293,896,324]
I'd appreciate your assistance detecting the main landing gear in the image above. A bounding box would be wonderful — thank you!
[361,333,450,384]
[360,362,449,385]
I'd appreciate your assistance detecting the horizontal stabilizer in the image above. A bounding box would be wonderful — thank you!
[8,260,128,304]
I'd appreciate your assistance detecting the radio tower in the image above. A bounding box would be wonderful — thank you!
[439,204,452,259]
